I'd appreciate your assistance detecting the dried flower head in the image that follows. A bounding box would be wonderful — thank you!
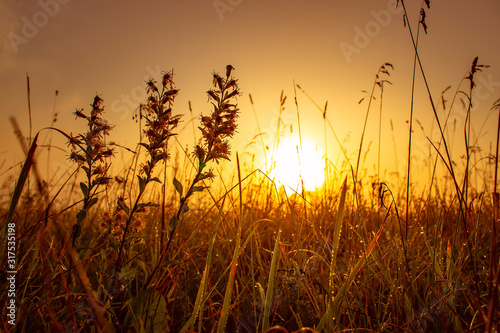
[67,95,115,167]
[68,151,85,165]
[101,208,146,243]
[170,66,240,236]
[139,71,182,178]
[196,65,241,166]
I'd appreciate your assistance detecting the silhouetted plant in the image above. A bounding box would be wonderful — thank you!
[170,65,240,241]
[67,95,114,244]
[145,65,241,289]
[115,71,181,272]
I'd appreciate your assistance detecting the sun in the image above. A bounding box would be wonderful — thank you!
[269,137,325,193]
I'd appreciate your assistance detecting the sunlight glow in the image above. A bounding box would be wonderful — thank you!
[269,137,325,193]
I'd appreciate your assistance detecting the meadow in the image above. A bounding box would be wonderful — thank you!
[1,2,499,332]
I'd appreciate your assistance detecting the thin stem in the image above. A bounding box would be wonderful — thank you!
[486,105,500,332]
[406,12,420,242]
[400,0,483,318]
[249,94,268,172]
[115,172,150,273]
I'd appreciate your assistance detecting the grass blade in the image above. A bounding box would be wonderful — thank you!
[318,219,383,331]
[180,197,226,332]
[323,176,347,331]
[262,229,281,332]
[4,133,39,229]
[330,176,347,276]
[217,154,243,332]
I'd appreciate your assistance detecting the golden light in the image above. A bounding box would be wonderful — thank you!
[269,137,325,193]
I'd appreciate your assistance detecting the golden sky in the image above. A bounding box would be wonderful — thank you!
[1,0,499,190]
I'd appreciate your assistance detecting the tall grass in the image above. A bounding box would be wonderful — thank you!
[1,5,499,332]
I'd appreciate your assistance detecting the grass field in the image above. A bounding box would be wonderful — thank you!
[1,2,499,332]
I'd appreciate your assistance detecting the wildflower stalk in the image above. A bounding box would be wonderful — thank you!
[170,65,239,243]
[68,95,114,244]
[145,65,240,288]
[114,72,181,274]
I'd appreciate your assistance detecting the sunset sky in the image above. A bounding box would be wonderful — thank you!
[1,0,499,190]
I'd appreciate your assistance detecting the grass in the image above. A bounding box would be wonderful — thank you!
[1,2,499,332]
